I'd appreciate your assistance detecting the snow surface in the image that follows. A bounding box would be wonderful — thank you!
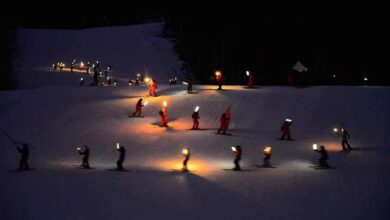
[1,23,389,220]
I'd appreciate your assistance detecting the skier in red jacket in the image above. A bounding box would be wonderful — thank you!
[247,71,254,88]
[149,78,157,97]
[217,113,228,134]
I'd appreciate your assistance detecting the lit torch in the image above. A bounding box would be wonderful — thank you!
[143,101,148,106]
[215,71,222,77]
[80,62,85,69]
[194,106,199,112]
[144,77,150,83]
[182,81,188,85]
[264,146,272,155]
[77,147,81,151]
[163,101,167,107]
[182,148,189,156]
[116,143,120,150]
[333,128,338,133]
[246,71,250,76]
[231,146,237,152]
[313,144,318,151]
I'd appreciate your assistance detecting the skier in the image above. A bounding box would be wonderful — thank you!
[182,148,190,172]
[217,113,228,134]
[191,110,200,130]
[247,71,254,88]
[314,145,329,167]
[215,71,224,90]
[338,128,352,152]
[132,98,144,117]
[159,109,168,127]
[77,145,90,168]
[71,59,76,73]
[17,143,30,170]
[187,77,193,94]
[263,147,272,167]
[116,144,126,170]
[280,119,292,140]
[232,145,242,171]
[92,67,99,86]
[86,61,90,74]
[149,78,157,96]
[224,106,232,130]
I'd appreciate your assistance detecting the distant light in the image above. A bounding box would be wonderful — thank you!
[116,143,120,149]
[137,73,141,77]
[182,81,188,85]
[285,119,292,123]
[182,148,189,156]
[246,71,250,76]
[144,77,150,83]
[333,74,336,78]
[195,106,200,112]
[114,82,117,86]
[215,71,222,76]
[77,147,81,151]
[333,128,338,133]
[231,146,237,152]
[80,78,84,81]
[264,146,272,155]
[80,62,84,68]
[313,144,318,150]
[128,82,132,86]
[364,77,368,81]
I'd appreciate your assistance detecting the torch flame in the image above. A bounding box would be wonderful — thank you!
[182,82,188,85]
[182,148,189,156]
[333,128,338,133]
[246,71,250,76]
[144,101,148,106]
[313,144,318,150]
[231,146,237,152]
[80,62,84,68]
[144,77,150,83]
[77,147,81,151]
[215,71,221,76]
[116,143,120,149]
[195,106,200,112]
[80,78,84,81]
[163,101,167,107]
[264,146,272,154]
[285,119,292,123]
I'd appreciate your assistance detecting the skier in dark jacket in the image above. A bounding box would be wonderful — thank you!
[315,146,329,167]
[78,145,90,168]
[339,128,352,152]
[232,145,242,170]
[280,119,292,140]
[187,77,193,93]
[132,98,144,117]
[182,148,190,172]
[17,143,30,170]
[116,144,126,170]
[191,111,200,129]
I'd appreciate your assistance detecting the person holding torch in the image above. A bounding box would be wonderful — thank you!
[246,71,254,88]
[132,98,146,117]
[159,101,168,127]
[215,71,224,90]
[263,146,272,167]
[116,143,126,170]
[191,106,200,130]
[232,145,242,171]
[182,148,190,172]
[313,145,329,168]
[77,145,90,168]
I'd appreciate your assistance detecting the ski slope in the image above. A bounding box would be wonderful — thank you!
[14,22,182,89]
[1,21,389,220]
[1,83,389,220]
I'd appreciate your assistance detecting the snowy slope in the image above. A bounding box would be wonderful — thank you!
[1,83,390,220]
[14,22,182,89]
